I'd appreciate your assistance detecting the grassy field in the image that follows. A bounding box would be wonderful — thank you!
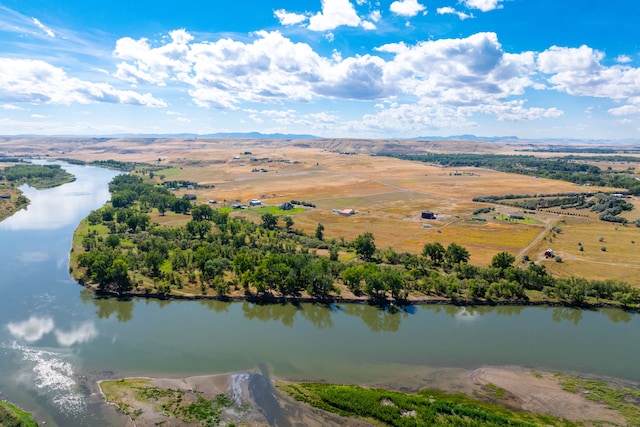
[3,136,639,285]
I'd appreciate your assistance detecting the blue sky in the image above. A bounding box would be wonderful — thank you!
[1,0,639,139]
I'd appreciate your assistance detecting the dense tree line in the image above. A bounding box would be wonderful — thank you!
[72,175,640,309]
[473,192,633,223]
[0,163,75,188]
[108,174,192,214]
[383,153,640,196]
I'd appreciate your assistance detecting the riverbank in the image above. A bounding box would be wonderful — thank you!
[77,281,640,313]
[97,365,637,426]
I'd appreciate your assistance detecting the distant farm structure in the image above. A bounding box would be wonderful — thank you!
[421,210,436,220]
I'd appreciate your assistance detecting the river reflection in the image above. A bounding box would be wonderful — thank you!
[80,290,134,323]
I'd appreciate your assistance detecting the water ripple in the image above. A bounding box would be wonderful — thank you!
[5,341,86,416]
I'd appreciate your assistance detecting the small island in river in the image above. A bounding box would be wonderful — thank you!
[0,161,76,222]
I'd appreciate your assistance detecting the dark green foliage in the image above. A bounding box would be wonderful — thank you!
[444,243,470,265]
[261,213,278,230]
[354,232,376,260]
[422,242,445,265]
[491,252,516,270]
[0,163,74,188]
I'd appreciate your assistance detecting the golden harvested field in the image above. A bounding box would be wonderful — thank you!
[2,136,639,284]
[531,217,640,283]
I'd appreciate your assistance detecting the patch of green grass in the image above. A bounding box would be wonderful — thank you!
[0,400,39,427]
[278,382,578,427]
[249,206,306,215]
[486,382,506,399]
[153,167,183,179]
[495,214,537,224]
[102,379,239,427]
[555,373,640,425]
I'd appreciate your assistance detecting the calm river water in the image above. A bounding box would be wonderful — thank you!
[1,162,639,426]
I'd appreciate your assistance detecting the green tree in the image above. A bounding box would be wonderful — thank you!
[341,264,364,294]
[305,258,334,298]
[145,250,165,276]
[363,264,386,299]
[444,243,470,265]
[354,232,376,260]
[106,234,120,248]
[109,257,132,294]
[422,242,445,265]
[315,223,325,240]
[261,213,278,230]
[491,251,515,270]
[191,204,214,221]
[284,216,294,232]
[382,266,405,301]
[187,220,211,239]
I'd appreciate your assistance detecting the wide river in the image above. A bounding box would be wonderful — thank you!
[1,162,639,426]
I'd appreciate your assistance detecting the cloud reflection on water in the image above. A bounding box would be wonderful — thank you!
[6,315,98,346]
[6,316,54,342]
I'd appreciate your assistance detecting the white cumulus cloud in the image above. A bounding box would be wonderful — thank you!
[308,0,362,31]
[0,58,166,107]
[538,45,640,100]
[462,0,504,12]
[615,54,632,64]
[390,0,426,17]
[437,7,473,20]
[274,9,308,26]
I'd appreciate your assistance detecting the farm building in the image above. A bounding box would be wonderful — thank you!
[339,209,355,216]
[280,202,294,210]
[421,210,436,219]
[249,199,262,206]
[0,194,10,199]
[185,194,197,200]
[509,214,525,220]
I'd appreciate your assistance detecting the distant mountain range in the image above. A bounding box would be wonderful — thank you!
[4,132,639,145]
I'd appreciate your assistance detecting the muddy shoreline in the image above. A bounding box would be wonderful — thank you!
[94,365,637,426]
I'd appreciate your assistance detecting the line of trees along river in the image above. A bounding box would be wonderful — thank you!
[73,173,640,309]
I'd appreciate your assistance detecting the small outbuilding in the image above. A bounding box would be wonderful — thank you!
[280,202,294,210]
[421,210,436,219]
[544,249,555,259]
[510,214,525,220]
[0,194,10,199]
[249,199,262,206]
[185,194,197,200]
[339,209,356,216]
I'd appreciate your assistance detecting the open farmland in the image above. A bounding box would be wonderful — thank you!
[2,136,639,284]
